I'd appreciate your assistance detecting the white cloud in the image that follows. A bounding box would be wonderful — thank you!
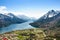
[0,6,46,19]
[0,6,8,14]
[9,9,46,19]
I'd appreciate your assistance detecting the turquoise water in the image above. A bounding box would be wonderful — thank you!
[0,21,34,34]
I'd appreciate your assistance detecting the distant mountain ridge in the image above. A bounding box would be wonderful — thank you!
[30,10,60,30]
[17,15,36,21]
[17,15,32,21]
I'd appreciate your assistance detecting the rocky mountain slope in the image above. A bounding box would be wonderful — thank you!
[30,10,60,29]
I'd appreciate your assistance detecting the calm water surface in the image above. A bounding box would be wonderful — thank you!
[0,21,34,34]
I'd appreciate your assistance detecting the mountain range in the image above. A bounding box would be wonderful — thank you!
[30,10,60,30]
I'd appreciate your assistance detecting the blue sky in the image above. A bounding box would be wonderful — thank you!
[0,0,60,18]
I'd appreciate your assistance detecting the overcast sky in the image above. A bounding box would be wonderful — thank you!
[0,0,60,18]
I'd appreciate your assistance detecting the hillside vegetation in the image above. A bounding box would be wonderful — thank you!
[0,28,60,40]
